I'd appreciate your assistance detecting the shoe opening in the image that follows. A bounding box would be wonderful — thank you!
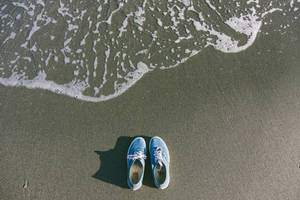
[129,159,143,184]
[154,162,166,185]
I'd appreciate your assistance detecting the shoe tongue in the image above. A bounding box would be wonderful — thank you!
[157,160,163,170]
[158,160,163,166]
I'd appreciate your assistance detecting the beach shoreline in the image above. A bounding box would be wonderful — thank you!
[1,19,300,200]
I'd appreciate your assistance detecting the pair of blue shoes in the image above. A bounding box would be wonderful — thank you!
[127,136,170,190]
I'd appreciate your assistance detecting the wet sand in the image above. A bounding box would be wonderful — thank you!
[1,20,300,200]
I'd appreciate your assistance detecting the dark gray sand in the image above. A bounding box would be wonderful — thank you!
[1,20,300,200]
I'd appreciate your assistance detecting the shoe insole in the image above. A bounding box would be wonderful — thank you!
[154,163,166,184]
[129,160,143,184]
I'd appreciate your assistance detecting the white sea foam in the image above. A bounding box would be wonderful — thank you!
[3,32,16,44]
[0,0,299,102]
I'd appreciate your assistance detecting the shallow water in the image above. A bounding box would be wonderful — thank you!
[0,0,299,102]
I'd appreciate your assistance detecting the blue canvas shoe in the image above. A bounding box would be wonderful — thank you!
[149,136,170,189]
[127,137,147,190]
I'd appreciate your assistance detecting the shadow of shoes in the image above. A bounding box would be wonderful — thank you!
[92,135,155,189]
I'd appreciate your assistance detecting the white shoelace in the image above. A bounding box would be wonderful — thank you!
[127,151,146,160]
[154,147,163,167]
